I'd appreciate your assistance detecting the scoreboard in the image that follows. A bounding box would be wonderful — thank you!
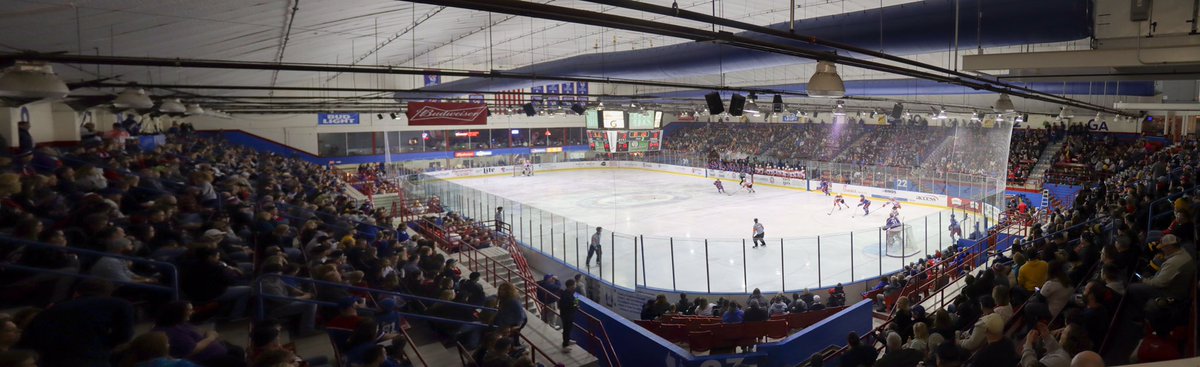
[588,130,661,153]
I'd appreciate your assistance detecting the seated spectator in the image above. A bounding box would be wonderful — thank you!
[808,295,825,311]
[839,332,877,367]
[1127,234,1196,316]
[0,314,18,352]
[721,302,744,324]
[0,350,37,367]
[743,301,768,323]
[151,301,246,367]
[767,297,789,317]
[18,280,134,366]
[875,332,923,367]
[958,296,1001,352]
[491,283,526,346]
[120,331,200,367]
[256,263,318,338]
[970,314,1018,367]
[906,322,930,357]
[179,247,251,320]
[1019,322,1069,367]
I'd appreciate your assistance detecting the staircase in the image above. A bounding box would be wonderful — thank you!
[1024,139,1065,188]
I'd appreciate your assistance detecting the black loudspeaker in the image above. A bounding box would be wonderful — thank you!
[523,103,537,117]
[772,95,784,113]
[704,92,725,115]
[891,103,904,119]
[728,93,746,116]
[570,103,586,115]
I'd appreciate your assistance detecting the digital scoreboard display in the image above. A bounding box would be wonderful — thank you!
[587,130,611,152]
[589,129,661,153]
[601,110,627,129]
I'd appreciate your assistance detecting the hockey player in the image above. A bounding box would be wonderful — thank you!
[856,195,872,216]
[522,160,533,176]
[742,174,755,193]
[882,198,901,211]
[819,179,831,196]
[738,171,748,186]
[714,179,726,194]
[828,194,849,215]
[884,212,903,248]
[948,213,962,242]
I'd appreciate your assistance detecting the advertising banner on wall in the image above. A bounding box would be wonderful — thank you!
[405,102,488,126]
[317,113,360,126]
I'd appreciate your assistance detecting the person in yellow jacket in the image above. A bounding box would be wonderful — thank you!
[1017,250,1049,292]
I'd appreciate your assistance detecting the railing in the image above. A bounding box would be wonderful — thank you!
[411,219,621,367]
[253,274,507,367]
[397,168,999,294]
[819,220,1017,363]
[0,235,181,301]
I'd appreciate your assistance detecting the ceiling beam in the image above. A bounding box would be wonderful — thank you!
[399,0,1129,116]
[3,53,811,97]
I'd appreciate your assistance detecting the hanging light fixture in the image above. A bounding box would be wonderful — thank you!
[832,100,846,116]
[807,61,845,98]
[0,61,70,101]
[185,103,205,115]
[935,107,948,120]
[159,98,186,114]
[1015,114,1026,123]
[113,88,154,109]
[994,93,1015,112]
[971,112,981,121]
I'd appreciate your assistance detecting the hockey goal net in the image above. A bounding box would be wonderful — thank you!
[511,157,534,177]
[884,223,921,258]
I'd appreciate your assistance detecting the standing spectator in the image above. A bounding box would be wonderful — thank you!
[16,120,33,155]
[558,279,579,351]
[492,283,527,347]
[494,206,504,232]
[536,275,561,327]
[18,280,134,367]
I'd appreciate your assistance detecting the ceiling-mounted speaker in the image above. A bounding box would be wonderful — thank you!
[522,103,536,117]
[772,95,784,113]
[704,92,725,115]
[728,93,746,116]
[570,103,585,115]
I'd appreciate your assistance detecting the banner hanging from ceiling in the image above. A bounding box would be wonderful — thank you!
[406,102,488,126]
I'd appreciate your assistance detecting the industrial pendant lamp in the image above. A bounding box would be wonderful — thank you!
[113,88,154,109]
[159,98,186,113]
[185,104,205,115]
[807,61,845,98]
[0,61,70,100]
[994,93,1015,112]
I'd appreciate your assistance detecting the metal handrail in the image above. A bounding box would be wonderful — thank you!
[0,235,181,300]
[412,218,621,367]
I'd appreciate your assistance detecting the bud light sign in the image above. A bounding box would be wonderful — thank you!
[318,113,360,125]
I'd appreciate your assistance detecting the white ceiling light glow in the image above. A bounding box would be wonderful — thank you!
[807,61,845,98]
[186,104,205,115]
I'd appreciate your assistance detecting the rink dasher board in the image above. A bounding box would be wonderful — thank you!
[419,160,985,214]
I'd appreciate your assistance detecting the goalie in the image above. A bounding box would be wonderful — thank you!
[884,212,904,249]
[520,160,534,176]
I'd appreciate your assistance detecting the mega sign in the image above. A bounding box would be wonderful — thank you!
[406,102,488,126]
[318,113,359,125]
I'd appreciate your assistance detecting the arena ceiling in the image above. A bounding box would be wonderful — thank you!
[0,0,1173,113]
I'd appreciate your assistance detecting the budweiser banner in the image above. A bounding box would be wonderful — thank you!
[405,102,488,126]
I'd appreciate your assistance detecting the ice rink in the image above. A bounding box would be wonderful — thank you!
[444,168,979,293]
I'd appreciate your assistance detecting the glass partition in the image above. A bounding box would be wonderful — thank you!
[395,151,1007,293]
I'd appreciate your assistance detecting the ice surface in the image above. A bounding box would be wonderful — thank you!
[447,168,978,293]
